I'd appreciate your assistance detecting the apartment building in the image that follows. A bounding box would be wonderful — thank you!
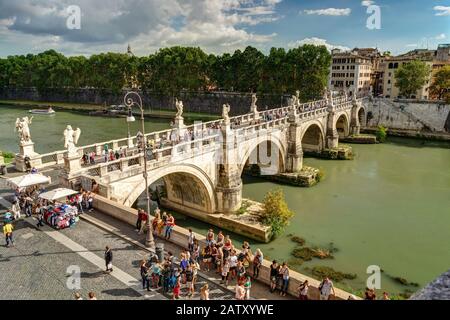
[328,48,374,97]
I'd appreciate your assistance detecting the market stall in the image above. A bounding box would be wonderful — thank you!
[38,188,80,230]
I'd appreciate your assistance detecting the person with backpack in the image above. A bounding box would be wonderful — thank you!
[140,260,150,291]
[104,246,113,272]
[319,277,335,300]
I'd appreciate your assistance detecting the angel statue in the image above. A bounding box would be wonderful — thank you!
[251,94,257,108]
[290,94,298,107]
[175,98,184,119]
[15,116,33,143]
[222,103,231,122]
[63,125,81,155]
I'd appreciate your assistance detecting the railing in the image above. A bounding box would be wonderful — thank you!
[32,95,363,172]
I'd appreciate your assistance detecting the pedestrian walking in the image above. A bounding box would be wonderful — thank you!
[187,228,195,252]
[319,277,335,300]
[105,246,113,272]
[36,205,45,228]
[298,280,309,300]
[87,192,94,211]
[11,201,21,220]
[3,221,14,247]
[140,260,150,291]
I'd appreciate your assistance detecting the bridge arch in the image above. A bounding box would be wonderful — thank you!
[123,164,217,214]
[357,106,366,127]
[238,134,287,176]
[335,113,350,138]
[301,121,326,153]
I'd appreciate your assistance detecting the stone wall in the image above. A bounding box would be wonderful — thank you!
[0,87,290,116]
[93,194,356,300]
[363,98,450,133]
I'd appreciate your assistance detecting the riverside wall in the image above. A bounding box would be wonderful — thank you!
[0,87,290,116]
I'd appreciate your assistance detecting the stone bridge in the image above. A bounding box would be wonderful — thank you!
[53,94,366,217]
[22,94,366,217]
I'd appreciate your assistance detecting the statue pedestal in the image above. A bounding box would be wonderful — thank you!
[60,152,82,189]
[173,116,187,136]
[64,152,82,174]
[15,141,42,172]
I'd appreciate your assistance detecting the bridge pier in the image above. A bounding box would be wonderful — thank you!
[286,111,304,173]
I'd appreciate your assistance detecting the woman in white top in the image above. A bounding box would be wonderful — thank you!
[11,202,21,220]
[298,280,309,300]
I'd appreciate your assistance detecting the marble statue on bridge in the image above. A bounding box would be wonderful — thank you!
[175,98,184,119]
[222,103,231,123]
[63,125,81,155]
[15,116,33,143]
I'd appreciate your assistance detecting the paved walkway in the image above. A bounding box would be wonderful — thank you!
[0,168,291,300]
[83,210,293,300]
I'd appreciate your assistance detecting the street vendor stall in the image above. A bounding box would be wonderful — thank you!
[7,173,51,190]
[38,188,80,230]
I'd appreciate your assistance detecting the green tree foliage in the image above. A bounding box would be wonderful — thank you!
[375,125,387,143]
[0,45,331,99]
[429,65,450,103]
[262,188,294,240]
[394,60,431,98]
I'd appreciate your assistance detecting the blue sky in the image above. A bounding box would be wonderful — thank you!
[0,0,449,57]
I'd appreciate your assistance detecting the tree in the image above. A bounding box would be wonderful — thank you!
[262,188,294,240]
[394,60,431,98]
[375,125,387,143]
[429,65,450,103]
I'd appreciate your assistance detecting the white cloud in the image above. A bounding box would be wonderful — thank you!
[434,6,450,16]
[303,8,351,16]
[288,37,350,51]
[361,1,374,7]
[0,0,282,56]
[435,33,446,40]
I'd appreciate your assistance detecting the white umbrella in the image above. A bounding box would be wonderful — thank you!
[7,173,51,189]
[38,188,78,201]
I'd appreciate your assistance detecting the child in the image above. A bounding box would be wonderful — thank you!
[172,276,181,300]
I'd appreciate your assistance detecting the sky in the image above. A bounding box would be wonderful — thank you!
[0,0,449,57]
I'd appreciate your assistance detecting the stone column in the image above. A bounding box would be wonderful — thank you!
[215,122,242,214]
[15,141,42,172]
[286,110,303,173]
[326,103,339,149]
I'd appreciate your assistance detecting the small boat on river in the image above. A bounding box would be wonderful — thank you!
[29,107,56,115]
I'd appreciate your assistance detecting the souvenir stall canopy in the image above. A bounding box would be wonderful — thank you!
[38,188,78,201]
[7,173,51,189]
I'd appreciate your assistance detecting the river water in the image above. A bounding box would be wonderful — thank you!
[1,105,450,296]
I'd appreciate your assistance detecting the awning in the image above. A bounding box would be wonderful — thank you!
[7,173,51,189]
[38,188,78,201]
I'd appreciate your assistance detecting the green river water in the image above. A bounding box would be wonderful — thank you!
[1,105,450,297]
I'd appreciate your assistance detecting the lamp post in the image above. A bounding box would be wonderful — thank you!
[126,108,134,139]
[124,91,155,250]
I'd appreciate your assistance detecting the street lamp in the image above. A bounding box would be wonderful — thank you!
[126,108,136,139]
[124,91,155,250]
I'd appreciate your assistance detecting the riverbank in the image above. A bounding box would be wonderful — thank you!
[0,99,220,121]
[362,127,450,142]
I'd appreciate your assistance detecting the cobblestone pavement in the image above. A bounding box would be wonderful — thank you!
[0,170,287,301]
